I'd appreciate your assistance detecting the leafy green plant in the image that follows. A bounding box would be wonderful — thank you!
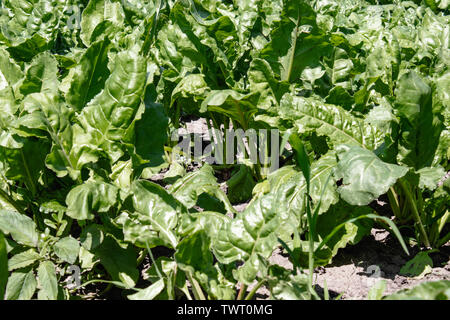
[0,0,448,300]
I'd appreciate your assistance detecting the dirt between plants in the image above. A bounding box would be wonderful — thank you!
[247,229,450,300]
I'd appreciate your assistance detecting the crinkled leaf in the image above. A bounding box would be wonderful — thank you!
[123,180,185,249]
[395,71,444,170]
[335,145,409,206]
[65,181,119,220]
[80,224,104,251]
[280,94,383,150]
[170,164,234,213]
[267,265,310,300]
[80,0,125,46]
[213,193,282,285]
[78,49,147,163]
[175,231,235,300]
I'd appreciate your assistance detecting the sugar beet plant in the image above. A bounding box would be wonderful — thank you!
[0,0,448,300]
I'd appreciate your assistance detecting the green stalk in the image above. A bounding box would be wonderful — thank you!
[387,187,401,219]
[236,283,247,300]
[146,242,163,280]
[181,285,193,300]
[398,180,431,248]
[438,210,449,234]
[306,198,320,300]
[79,279,137,291]
[245,280,266,300]
[323,279,329,300]
[187,272,206,300]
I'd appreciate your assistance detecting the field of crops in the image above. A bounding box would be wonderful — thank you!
[0,0,449,301]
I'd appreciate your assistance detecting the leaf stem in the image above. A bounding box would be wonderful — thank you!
[387,187,401,219]
[187,272,206,300]
[236,283,247,300]
[398,180,430,248]
[245,280,265,300]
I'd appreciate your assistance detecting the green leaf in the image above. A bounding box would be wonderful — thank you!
[395,71,444,170]
[53,236,80,264]
[127,279,165,300]
[399,252,433,278]
[226,165,256,205]
[0,210,39,247]
[8,249,41,271]
[65,181,119,220]
[94,236,138,289]
[200,90,259,130]
[314,201,373,265]
[18,92,98,180]
[417,167,446,190]
[267,265,310,300]
[317,213,409,257]
[334,145,409,206]
[132,98,168,168]
[169,2,240,87]
[280,94,383,150]
[170,164,234,213]
[248,58,290,110]
[5,269,37,300]
[37,261,58,300]
[170,74,210,114]
[264,151,338,232]
[0,232,8,299]
[80,224,104,251]
[175,231,235,300]
[0,48,23,90]
[178,211,230,241]
[79,246,97,270]
[77,49,147,163]
[66,38,111,111]
[122,181,184,249]
[19,52,58,95]
[0,138,49,196]
[384,280,450,300]
[213,193,283,285]
[80,0,125,46]
[367,280,387,300]
[2,0,59,62]
[260,0,331,82]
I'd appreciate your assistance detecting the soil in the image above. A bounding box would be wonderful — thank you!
[257,229,450,300]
